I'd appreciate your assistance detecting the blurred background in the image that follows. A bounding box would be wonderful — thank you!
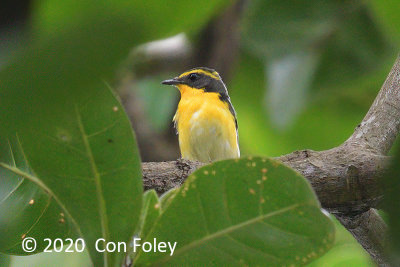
[113,0,399,162]
[1,0,399,266]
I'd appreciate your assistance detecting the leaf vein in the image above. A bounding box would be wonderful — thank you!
[195,188,210,235]
[75,105,110,266]
[86,117,122,138]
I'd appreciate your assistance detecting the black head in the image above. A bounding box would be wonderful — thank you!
[161,67,228,96]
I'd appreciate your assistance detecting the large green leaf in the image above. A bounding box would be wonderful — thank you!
[0,83,142,266]
[133,157,335,266]
[0,135,76,254]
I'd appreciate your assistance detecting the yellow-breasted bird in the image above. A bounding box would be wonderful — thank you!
[162,67,240,163]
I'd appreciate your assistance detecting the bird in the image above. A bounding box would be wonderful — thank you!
[162,67,240,163]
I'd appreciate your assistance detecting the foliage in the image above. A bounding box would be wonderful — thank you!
[134,157,334,266]
[135,190,161,243]
[0,84,143,266]
[0,135,76,254]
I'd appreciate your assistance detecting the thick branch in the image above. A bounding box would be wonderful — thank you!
[347,59,400,155]
[279,149,387,211]
[335,209,389,266]
[142,159,203,193]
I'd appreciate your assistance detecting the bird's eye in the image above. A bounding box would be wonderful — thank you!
[188,73,199,81]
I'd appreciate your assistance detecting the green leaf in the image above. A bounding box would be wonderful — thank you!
[134,157,335,266]
[307,216,374,267]
[0,135,77,254]
[159,188,179,211]
[0,83,143,266]
[136,190,161,240]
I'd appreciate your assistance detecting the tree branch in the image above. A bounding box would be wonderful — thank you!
[141,55,400,265]
[347,59,400,155]
[335,208,389,266]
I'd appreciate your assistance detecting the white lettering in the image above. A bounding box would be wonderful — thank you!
[142,241,152,252]
[106,241,116,252]
[168,242,177,256]
[118,242,127,253]
[158,242,167,252]
[133,238,141,252]
[95,238,105,252]
[128,238,177,255]
[95,239,127,253]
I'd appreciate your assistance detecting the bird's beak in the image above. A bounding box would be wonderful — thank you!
[161,77,181,85]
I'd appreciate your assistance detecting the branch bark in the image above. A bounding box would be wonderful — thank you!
[335,208,389,266]
[141,55,400,265]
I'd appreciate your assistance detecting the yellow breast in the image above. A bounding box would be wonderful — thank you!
[173,84,239,162]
